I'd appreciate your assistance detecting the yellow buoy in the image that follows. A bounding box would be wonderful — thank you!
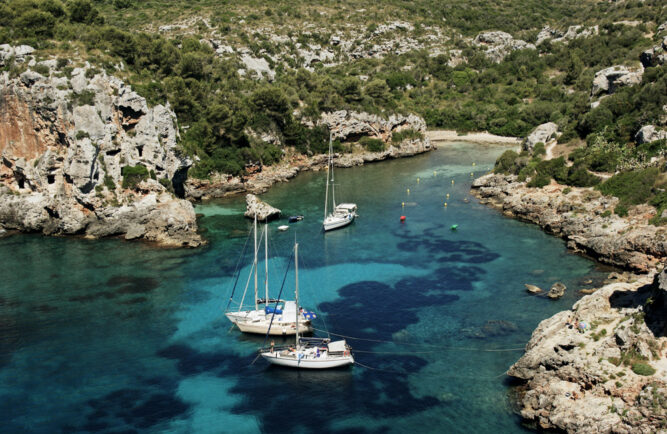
[402,202,405,207]
[446,193,449,199]
[451,180,455,184]
[433,171,436,176]
[470,172,474,176]
[407,188,410,194]
[417,177,420,183]
[472,162,476,166]
[444,202,448,207]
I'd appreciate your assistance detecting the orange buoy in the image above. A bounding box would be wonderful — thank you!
[400,215,406,222]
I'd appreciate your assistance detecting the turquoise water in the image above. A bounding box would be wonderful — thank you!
[0,143,612,433]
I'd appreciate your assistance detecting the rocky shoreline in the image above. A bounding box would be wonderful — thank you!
[508,271,666,433]
[185,113,434,200]
[470,172,667,432]
[471,174,667,272]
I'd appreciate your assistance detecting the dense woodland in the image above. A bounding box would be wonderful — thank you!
[1,0,667,219]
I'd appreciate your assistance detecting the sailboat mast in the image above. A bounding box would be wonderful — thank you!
[330,135,336,209]
[324,132,331,220]
[264,225,268,303]
[254,215,258,310]
[294,242,299,347]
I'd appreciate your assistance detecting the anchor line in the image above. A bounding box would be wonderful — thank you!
[311,328,526,352]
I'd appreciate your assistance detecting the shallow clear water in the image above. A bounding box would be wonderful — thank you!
[0,143,613,433]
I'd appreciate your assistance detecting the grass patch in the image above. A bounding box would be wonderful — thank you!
[121,164,149,189]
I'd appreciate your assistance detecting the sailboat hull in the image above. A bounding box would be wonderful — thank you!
[323,213,355,231]
[236,320,313,335]
[260,351,354,369]
[226,312,313,335]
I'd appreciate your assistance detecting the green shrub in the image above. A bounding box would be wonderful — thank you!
[75,130,89,140]
[631,363,656,376]
[567,166,601,187]
[598,167,660,205]
[527,172,551,188]
[494,150,520,174]
[103,175,116,191]
[359,137,385,152]
[33,64,50,75]
[562,187,572,195]
[391,129,424,144]
[72,90,95,106]
[614,203,629,217]
[532,142,546,157]
[601,210,611,218]
[121,164,149,189]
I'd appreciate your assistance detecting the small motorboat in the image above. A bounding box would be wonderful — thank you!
[278,225,289,231]
[288,215,304,223]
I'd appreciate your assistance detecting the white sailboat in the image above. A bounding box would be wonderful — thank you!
[225,216,314,336]
[323,133,357,232]
[259,243,354,369]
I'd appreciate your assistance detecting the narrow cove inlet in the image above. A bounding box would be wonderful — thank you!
[0,142,614,433]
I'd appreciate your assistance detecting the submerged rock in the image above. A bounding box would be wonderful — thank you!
[547,282,567,299]
[525,284,542,294]
[244,194,281,221]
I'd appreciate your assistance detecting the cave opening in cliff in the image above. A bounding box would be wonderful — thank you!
[137,145,143,157]
[18,178,24,189]
[172,167,188,198]
[47,175,55,184]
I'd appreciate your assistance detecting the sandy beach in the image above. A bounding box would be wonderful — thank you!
[426,130,522,145]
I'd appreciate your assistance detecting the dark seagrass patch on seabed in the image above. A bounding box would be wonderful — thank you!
[77,386,190,432]
[107,276,160,294]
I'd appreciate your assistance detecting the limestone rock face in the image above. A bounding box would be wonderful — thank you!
[508,273,666,433]
[185,111,433,200]
[537,25,599,46]
[471,174,667,272]
[635,125,667,145]
[244,194,281,221]
[523,122,559,152]
[473,31,535,63]
[0,46,201,247]
[591,66,643,97]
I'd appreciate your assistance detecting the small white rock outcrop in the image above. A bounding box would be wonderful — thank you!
[523,122,559,152]
[244,194,281,221]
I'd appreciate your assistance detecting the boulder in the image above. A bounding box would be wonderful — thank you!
[591,66,643,97]
[473,31,535,63]
[525,284,542,294]
[635,125,667,145]
[523,122,558,152]
[244,194,281,221]
[547,282,566,299]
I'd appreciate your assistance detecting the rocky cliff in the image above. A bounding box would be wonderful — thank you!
[471,174,667,272]
[508,271,666,433]
[185,110,433,200]
[0,46,202,247]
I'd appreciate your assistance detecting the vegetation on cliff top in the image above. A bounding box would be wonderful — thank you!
[0,0,666,183]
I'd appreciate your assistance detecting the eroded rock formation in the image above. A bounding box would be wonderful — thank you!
[471,174,667,272]
[508,271,666,433]
[0,46,202,247]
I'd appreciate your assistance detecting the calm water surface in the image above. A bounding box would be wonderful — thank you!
[0,143,612,433]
